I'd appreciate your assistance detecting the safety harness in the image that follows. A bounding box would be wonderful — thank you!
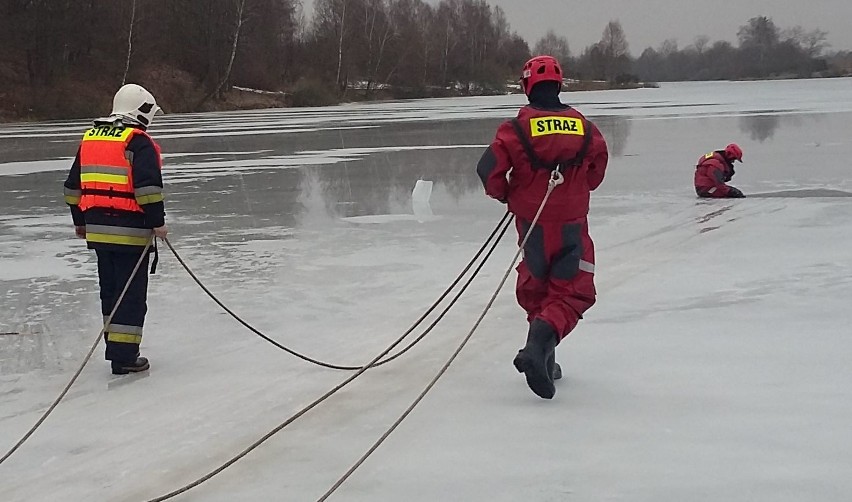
[510,116,592,173]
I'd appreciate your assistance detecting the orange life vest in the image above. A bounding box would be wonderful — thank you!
[78,125,160,212]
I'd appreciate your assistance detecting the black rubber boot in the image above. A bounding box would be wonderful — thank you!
[111,357,150,375]
[513,319,558,399]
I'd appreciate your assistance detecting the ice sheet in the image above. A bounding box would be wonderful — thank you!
[1,79,851,501]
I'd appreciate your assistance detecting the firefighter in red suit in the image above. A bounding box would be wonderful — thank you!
[476,56,609,399]
[694,144,745,198]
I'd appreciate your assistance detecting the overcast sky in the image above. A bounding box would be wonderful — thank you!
[300,0,852,53]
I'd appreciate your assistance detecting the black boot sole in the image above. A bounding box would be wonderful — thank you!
[112,361,150,375]
[513,351,555,399]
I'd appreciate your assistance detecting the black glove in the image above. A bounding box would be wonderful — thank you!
[728,187,745,198]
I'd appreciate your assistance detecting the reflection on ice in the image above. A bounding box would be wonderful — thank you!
[739,114,781,142]
[594,115,632,157]
[737,113,815,143]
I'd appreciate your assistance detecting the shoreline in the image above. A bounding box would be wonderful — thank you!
[0,81,659,125]
[3,75,850,125]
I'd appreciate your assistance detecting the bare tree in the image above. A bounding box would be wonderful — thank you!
[600,20,629,58]
[121,0,137,85]
[692,35,710,55]
[436,2,459,86]
[598,20,629,80]
[310,0,358,92]
[359,0,395,93]
[658,38,678,56]
[783,26,829,57]
[385,0,433,88]
[738,16,779,49]
[737,16,780,76]
[576,43,607,80]
[336,0,348,89]
[200,0,247,105]
[533,30,571,65]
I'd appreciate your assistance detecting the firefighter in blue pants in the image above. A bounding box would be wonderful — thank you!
[64,84,168,374]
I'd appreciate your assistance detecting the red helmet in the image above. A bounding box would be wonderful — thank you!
[724,143,743,162]
[521,56,563,96]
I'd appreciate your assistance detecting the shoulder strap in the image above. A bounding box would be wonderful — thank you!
[565,120,592,168]
[510,118,551,170]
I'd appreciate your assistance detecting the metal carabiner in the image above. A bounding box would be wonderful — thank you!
[549,169,564,187]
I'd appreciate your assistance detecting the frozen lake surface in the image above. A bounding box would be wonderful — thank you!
[1,79,851,501]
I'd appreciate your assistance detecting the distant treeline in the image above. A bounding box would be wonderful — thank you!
[541,16,849,84]
[0,1,848,121]
[0,0,528,119]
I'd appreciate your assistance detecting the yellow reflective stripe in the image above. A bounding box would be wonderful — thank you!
[86,233,151,246]
[136,193,164,205]
[107,332,142,344]
[80,173,129,184]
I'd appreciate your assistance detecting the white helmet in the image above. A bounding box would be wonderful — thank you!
[110,84,163,128]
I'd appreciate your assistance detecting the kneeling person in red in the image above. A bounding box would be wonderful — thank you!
[476,56,609,399]
[694,143,745,198]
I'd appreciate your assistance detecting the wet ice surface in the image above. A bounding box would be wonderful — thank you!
[1,79,852,501]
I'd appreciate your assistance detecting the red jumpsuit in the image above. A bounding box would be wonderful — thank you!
[477,105,609,340]
[694,151,738,198]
